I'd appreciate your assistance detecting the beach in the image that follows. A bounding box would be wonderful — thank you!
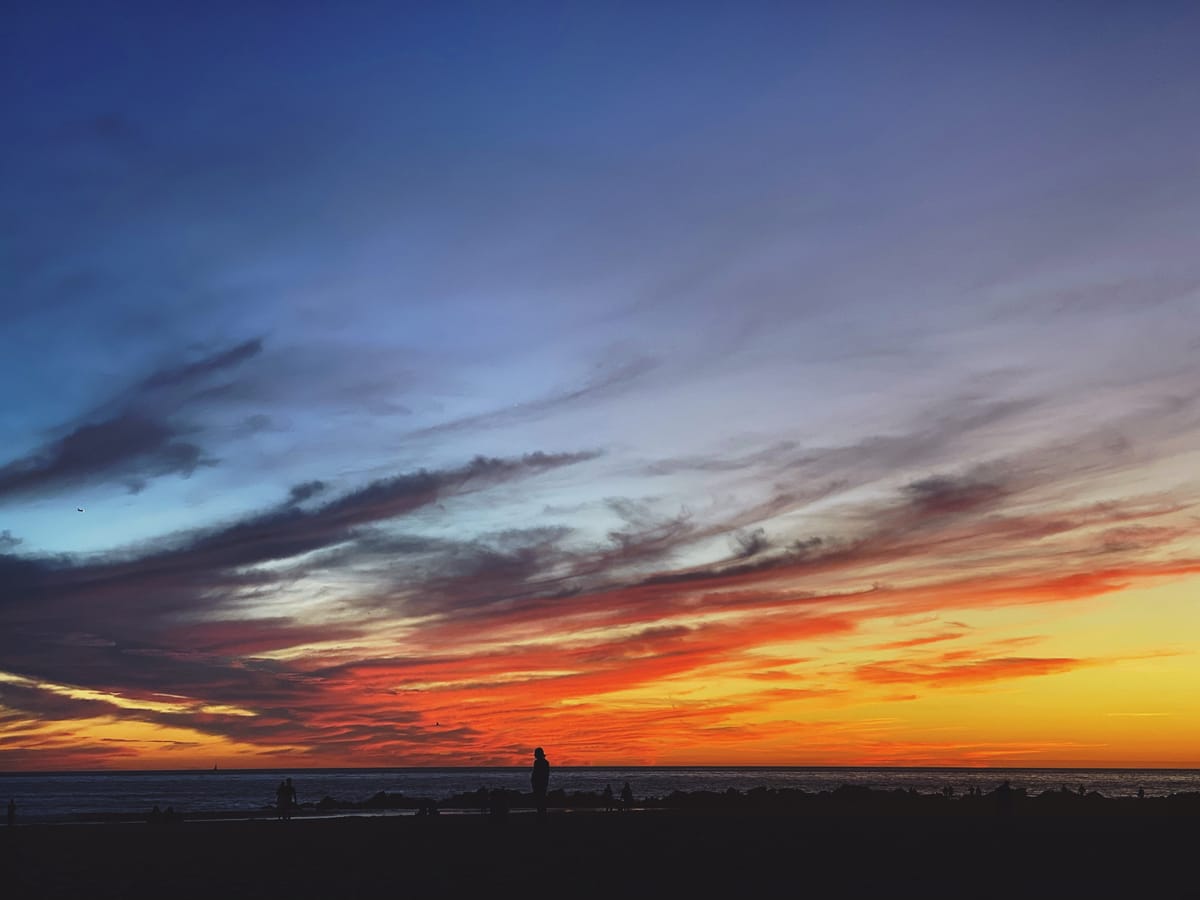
[4,799,1198,899]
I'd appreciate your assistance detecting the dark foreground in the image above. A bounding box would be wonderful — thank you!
[4,806,1199,900]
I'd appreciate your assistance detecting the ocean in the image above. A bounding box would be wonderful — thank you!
[2,767,1198,824]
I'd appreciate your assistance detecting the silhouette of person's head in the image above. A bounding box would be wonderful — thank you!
[534,747,545,759]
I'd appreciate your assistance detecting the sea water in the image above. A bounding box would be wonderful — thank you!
[2,767,1197,823]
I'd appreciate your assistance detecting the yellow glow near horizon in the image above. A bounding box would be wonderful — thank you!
[4,571,1197,770]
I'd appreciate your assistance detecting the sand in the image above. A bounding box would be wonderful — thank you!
[3,804,1198,899]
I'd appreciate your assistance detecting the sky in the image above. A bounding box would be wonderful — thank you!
[2,1,1199,771]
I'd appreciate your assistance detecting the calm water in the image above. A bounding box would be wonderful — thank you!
[2,767,1198,823]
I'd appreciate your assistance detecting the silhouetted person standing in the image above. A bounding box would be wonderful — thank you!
[603,784,614,812]
[621,782,634,812]
[276,779,292,820]
[531,747,550,818]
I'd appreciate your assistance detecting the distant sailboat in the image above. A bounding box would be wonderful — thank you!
[213,763,219,771]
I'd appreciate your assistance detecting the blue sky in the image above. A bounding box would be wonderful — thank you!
[3,2,1199,768]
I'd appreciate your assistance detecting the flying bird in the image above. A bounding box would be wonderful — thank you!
[76,507,84,512]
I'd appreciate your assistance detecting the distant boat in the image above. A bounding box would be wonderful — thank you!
[213,764,219,771]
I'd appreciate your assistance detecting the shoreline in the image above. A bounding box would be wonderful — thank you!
[10,782,1200,827]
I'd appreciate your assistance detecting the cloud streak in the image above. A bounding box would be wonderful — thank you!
[0,415,209,502]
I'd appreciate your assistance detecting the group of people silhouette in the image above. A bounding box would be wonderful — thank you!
[601,782,636,812]
[147,804,180,825]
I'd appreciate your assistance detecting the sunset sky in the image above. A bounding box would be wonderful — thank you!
[3,2,1199,771]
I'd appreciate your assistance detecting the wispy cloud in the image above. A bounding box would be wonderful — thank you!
[410,356,660,438]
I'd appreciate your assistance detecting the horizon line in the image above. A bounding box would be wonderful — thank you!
[4,763,1200,777]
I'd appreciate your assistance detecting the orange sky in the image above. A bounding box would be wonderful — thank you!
[4,494,1197,770]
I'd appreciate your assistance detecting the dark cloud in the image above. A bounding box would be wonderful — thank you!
[387,527,576,616]
[902,474,1008,515]
[182,452,594,590]
[287,480,327,504]
[732,528,770,559]
[0,414,210,504]
[593,500,698,571]
[788,536,826,558]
